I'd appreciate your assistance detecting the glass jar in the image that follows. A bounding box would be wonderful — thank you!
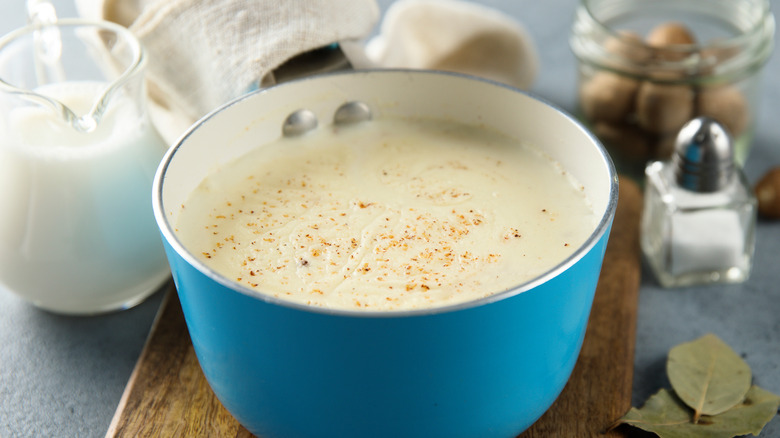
[570,0,775,179]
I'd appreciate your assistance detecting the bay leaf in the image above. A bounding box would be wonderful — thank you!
[617,389,693,438]
[617,386,780,438]
[667,334,752,421]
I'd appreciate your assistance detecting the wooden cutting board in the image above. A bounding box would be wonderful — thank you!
[106,177,643,438]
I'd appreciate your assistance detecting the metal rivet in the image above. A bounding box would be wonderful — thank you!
[282,109,318,137]
[333,101,372,125]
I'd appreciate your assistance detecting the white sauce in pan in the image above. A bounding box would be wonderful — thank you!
[175,117,597,311]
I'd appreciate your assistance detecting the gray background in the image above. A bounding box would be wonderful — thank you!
[1,0,779,436]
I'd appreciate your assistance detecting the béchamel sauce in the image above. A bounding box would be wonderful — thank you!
[175,117,597,311]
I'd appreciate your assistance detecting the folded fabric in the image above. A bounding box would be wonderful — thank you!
[366,0,538,90]
[76,0,379,143]
[74,0,538,144]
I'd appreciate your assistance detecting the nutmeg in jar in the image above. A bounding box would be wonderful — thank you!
[570,0,775,179]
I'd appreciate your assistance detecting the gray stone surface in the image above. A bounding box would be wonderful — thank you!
[1,0,778,436]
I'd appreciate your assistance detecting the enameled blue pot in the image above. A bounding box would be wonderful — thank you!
[153,70,618,438]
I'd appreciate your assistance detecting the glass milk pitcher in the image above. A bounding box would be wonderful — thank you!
[0,17,170,314]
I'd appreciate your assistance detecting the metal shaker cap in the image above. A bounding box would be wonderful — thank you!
[672,117,735,192]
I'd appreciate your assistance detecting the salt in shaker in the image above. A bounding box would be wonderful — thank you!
[641,117,757,287]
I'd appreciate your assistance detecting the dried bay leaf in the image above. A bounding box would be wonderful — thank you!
[704,386,780,436]
[617,389,693,438]
[667,334,752,421]
[614,335,779,437]
[617,386,780,438]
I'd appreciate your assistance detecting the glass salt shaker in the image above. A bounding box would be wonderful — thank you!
[641,117,757,287]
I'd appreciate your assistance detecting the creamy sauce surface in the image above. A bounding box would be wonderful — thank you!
[176,118,597,311]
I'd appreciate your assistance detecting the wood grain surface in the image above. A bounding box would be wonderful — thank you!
[107,176,643,438]
[520,176,643,438]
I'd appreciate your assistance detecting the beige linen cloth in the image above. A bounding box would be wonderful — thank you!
[366,0,537,91]
[75,0,537,145]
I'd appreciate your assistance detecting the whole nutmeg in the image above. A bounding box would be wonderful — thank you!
[635,81,694,134]
[593,121,650,162]
[697,85,750,136]
[580,71,639,123]
[646,22,697,62]
[604,30,652,65]
[648,133,677,161]
[698,45,741,75]
[755,167,780,219]
[646,22,696,46]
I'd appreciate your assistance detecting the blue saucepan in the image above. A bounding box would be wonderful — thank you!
[153,70,618,438]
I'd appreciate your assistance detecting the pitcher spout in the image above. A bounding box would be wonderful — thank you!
[0,15,146,134]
